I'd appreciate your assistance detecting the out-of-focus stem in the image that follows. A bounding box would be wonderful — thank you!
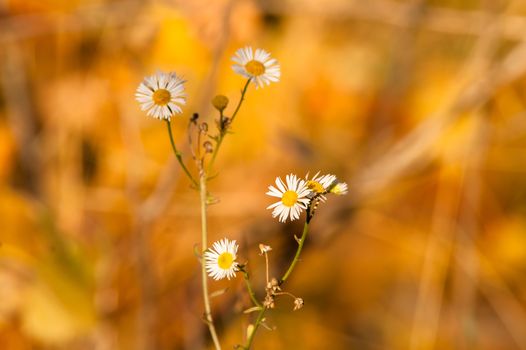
[199,169,222,350]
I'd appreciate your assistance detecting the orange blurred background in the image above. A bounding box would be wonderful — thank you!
[2,0,526,349]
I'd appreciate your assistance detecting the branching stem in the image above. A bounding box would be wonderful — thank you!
[243,216,311,349]
[208,78,251,173]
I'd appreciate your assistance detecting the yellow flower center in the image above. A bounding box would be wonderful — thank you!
[245,60,265,76]
[152,88,171,106]
[281,190,298,207]
[307,180,325,194]
[217,252,234,270]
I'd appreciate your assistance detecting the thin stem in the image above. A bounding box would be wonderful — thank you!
[219,108,224,127]
[199,170,222,350]
[273,291,298,299]
[244,307,266,350]
[208,135,224,174]
[280,220,310,284]
[243,217,311,349]
[208,78,251,173]
[243,271,262,308]
[165,120,198,187]
[264,252,270,284]
[230,78,251,124]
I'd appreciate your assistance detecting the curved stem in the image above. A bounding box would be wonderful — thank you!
[199,170,222,350]
[165,120,198,187]
[280,220,310,284]
[208,78,251,173]
[230,78,251,124]
[243,271,262,308]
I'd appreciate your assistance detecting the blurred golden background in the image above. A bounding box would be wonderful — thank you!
[2,0,526,349]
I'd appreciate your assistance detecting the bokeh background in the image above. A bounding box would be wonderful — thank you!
[2,0,526,349]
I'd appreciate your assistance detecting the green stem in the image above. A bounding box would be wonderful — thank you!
[208,134,224,174]
[208,78,251,173]
[244,307,267,350]
[165,119,198,187]
[199,170,222,350]
[243,271,262,308]
[280,220,310,284]
[230,78,251,124]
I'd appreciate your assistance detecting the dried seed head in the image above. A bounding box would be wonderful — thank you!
[268,278,281,293]
[264,295,275,309]
[293,298,304,311]
[203,141,213,153]
[190,113,199,123]
[212,95,229,112]
[259,244,272,255]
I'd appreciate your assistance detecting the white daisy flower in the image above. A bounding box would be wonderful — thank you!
[306,172,337,195]
[330,182,348,195]
[135,71,186,121]
[232,47,280,88]
[203,238,239,280]
[266,174,311,223]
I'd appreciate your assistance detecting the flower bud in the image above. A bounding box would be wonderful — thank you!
[200,122,208,133]
[212,95,229,112]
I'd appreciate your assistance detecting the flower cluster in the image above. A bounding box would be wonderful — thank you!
[134,45,348,350]
[135,47,280,120]
[266,172,348,223]
[203,171,347,281]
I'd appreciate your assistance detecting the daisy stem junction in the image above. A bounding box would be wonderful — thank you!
[165,120,198,187]
[208,78,251,174]
[199,168,222,350]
